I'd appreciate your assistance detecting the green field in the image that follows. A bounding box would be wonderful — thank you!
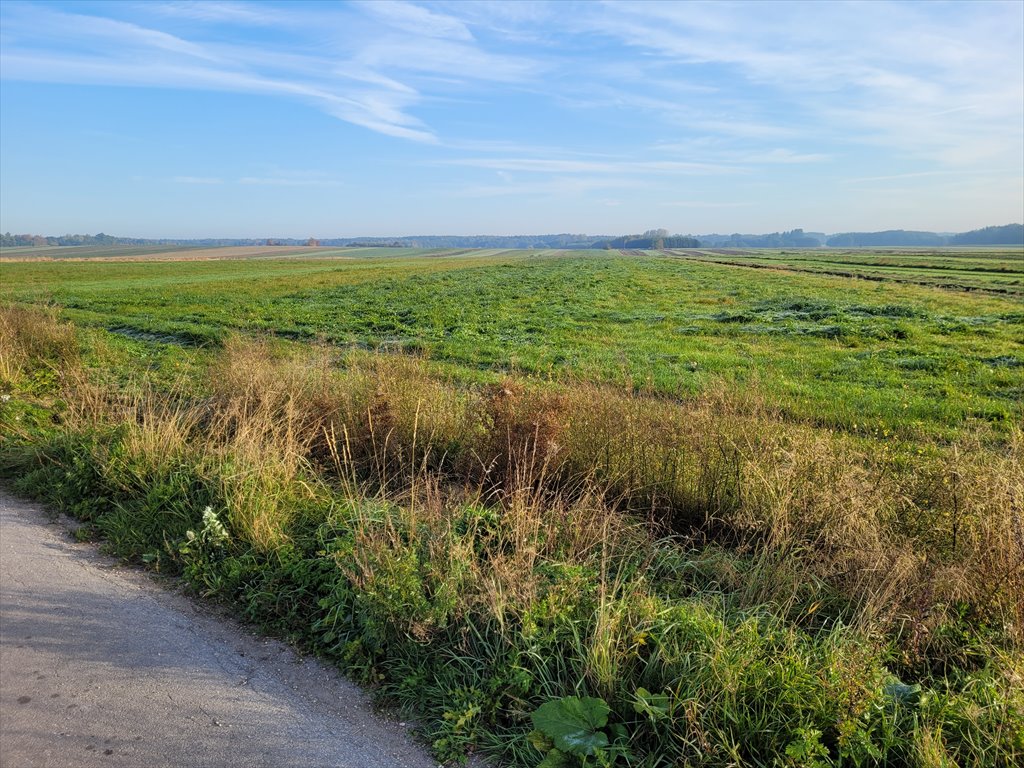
[2,246,1023,767]
[670,248,1024,295]
[3,247,1021,438]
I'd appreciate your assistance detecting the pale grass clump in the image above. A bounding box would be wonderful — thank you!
[105,393,204,490]
[585,571,660,701]
[732,427,912,618]
[215,443,314,552]
[533,377,1021,638]
[914,727,957,768]
[355,353,484,480]
[721,421,1023,638]
[553,381,908,623]
[204,336,343,550]
[91,383,317,553]
[74,334,335,552]
[474,379,569,489]
[909,432,1024,644]
[0,304,78,388]
[209,335,342,443]
[560,381,761,524]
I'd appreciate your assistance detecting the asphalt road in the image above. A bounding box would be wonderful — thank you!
[0,491,438,768]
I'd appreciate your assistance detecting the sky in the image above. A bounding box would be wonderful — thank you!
[1,0,1022,238]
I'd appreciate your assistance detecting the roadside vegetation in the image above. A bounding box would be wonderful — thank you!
[1,249,1022,767]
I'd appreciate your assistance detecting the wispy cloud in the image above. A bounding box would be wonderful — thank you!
[741,149,829,165]
[451,175,644,198]
[171,172,340,187]
[441,157,743,176]
[356,0,473,41]
[651,142,830,167]
[568,0,1023,167]
[0,2,540,144]
[20,6,223,62]
[841,169,1001,186]
[660,200,752,208]
[5,0,1018,168]
[239,177,342,187]
[172,176,223,184]
[151,1,290,26]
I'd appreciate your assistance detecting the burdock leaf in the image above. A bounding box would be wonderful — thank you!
[537,748,571,768]
[531,696,610,756]
[884,680,922,708]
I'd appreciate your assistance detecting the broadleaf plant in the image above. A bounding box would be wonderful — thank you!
[531,696,611,757]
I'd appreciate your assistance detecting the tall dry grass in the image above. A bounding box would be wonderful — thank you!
[91,331,1024,641]
[4,306,1021,765]
[163,334,1020,649]
[3,301,1018,646]
[0,303,78,388]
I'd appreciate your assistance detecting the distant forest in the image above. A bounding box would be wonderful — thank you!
[2,223,1021,249]
[590,229,701,249]
[695,229,826,247]
[826,224,1024,247]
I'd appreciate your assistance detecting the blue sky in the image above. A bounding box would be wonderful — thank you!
[1,0,1021,238]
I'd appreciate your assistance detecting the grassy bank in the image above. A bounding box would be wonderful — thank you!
[1,304,1021,767]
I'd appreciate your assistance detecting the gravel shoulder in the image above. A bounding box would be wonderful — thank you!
[0,491,438,768]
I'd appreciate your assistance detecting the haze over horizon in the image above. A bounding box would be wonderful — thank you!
[1,0,1022,239]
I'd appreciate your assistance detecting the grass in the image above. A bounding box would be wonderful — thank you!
[1,247,1022,767]
[1,248,1021,440]
[669,248,1024,296]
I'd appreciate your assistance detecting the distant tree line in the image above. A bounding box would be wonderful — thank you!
[1,232,142,247]
[330,233,603,249]
[3,223,1020,250]
[826,224,1023,247]
[591,229,701,249]
[948,224,1024,245]
[826,230,946,247]
[697,229,825,247]
[0,232,273,248]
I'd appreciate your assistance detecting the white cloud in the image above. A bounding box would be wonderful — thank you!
[150,1,289,26]
[451,175,644,198]
[841,169,1000,186]
[239,177,342,187]
[0,2,539,144]
[572,0,1023,168]
[442,157,743,175]
[660,200,752,208]
[737,149,830,165]
[355,0,474,41]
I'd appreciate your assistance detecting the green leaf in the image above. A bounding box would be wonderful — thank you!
[633,686,671,722]
[883,680,922,708]
[531,696,610,757]
[537,747,571,768]
[528,729,555,753]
